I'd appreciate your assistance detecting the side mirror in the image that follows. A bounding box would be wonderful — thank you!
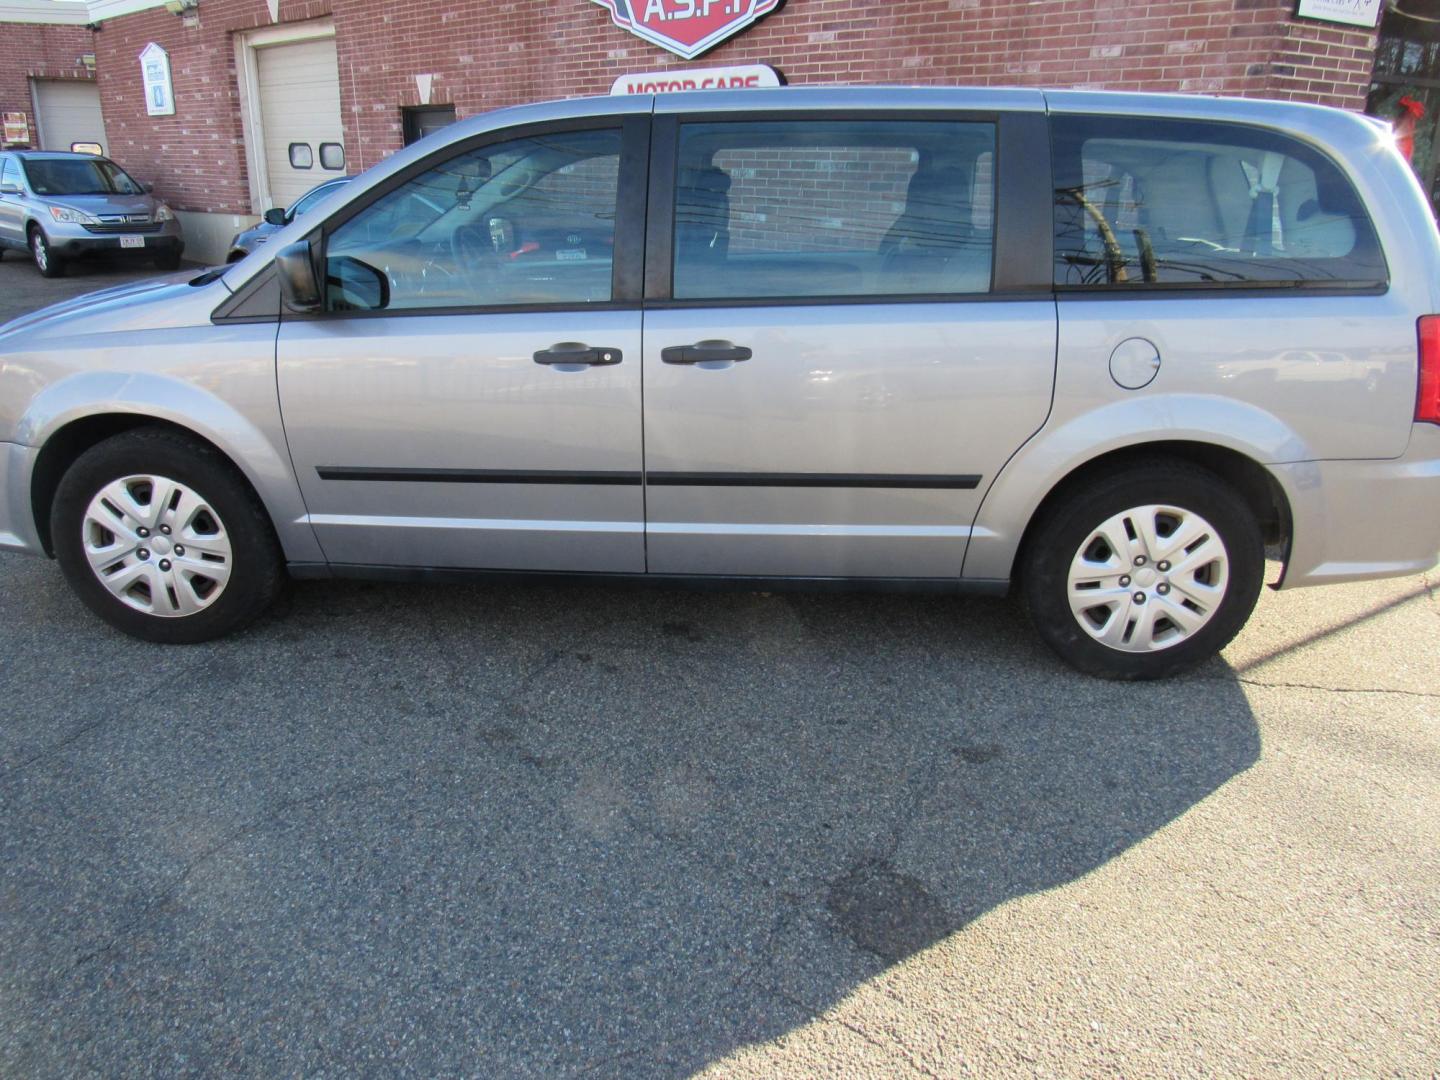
[0,182,19,195]
[141,181,154,193]
[263,207,287,226]
[325,255,390,312]
[274,241,322,313]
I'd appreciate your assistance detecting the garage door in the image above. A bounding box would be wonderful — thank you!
[32,79,108,155]
[255,36,345,209]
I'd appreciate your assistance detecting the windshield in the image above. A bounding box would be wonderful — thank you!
[290,180,346,218]
[22,158,143,196]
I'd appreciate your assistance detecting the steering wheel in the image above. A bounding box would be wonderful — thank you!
[451,224,500,287]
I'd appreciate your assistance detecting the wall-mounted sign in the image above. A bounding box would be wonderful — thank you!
[3,112,29,144]
[1294,0,1382,28]
[590,0,781,60]
[611,62,782,94]
[139,42,175,117]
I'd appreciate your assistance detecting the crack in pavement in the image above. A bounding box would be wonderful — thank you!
[1227,677,1440,700]
[771,986,944,1079]
[69,768,415,970]
[1,652,223,781]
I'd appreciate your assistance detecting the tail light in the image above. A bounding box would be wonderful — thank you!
[1418,316,1440,424]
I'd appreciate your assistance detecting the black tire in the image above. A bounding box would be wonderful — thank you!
[51,427,285,644]
[153,250,183,271]
[1021,462,1264,680]
[30,226,65,278]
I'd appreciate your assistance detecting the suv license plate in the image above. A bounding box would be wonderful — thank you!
[119,236,145,249]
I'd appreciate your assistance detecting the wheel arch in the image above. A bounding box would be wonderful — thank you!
[24,387,322,564]
[963,397,1302,588]
[1010,441,1291,584]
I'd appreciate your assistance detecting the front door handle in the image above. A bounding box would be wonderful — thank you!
[661,341,753,365]
[533,342,623,366]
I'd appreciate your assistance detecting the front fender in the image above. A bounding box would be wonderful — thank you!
[19,370,324,564]
[961,393,1309,582]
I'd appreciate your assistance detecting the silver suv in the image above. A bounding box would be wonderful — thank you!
[1,87,1437,678]
[0,151,185,276]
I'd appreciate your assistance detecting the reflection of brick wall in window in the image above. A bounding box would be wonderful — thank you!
[519,154,619,228]
[716,146,918,253]
[972,151,993,231]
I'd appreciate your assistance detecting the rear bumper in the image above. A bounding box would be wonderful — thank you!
[0,441,42,555]
[1277,422,1440,588]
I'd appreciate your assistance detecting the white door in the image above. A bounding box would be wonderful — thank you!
[31,79,108,154]
[255,36,345,209]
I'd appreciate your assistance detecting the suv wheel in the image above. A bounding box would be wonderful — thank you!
[51,427,284,643]
[1021,463,1264,680]
[30,226,64,278]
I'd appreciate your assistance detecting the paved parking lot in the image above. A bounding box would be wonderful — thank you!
[1,256,1437,1077]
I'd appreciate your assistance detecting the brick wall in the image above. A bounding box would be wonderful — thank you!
[92,1,331,214]
[0,23,96,149]
[90,0,1380,216]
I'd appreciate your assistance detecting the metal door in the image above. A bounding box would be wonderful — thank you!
[640,107,1058,580]
[276,118,649,572]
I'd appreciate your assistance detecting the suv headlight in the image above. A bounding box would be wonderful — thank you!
[48,206,100,225]
[155,204,175,222]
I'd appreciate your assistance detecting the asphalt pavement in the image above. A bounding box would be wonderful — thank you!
[1,254,1437,1077]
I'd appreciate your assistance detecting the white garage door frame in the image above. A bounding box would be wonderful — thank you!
[234,18,339,213]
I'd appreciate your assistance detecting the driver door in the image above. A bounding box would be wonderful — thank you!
[276,116,649,572]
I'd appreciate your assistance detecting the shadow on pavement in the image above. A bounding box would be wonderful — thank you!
[0,569,1260,1076]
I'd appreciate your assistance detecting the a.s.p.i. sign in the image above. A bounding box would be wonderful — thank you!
[590,0,781,60]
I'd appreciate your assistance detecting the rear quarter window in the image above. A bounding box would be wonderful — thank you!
[1051,115,1387,290]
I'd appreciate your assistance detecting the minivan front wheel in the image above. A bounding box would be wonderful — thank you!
[30,227,64,278]
[51,428,284,643]
[1021,463,1264,680]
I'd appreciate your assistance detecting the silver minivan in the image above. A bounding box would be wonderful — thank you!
[1,87,1437,678]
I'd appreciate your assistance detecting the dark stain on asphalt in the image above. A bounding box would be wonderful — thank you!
[954,743,1004,765]
[825,858,957,962]
[661,621,704,643]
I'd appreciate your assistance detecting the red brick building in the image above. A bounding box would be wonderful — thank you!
[0,1,100,151]
[7,0,1394,260]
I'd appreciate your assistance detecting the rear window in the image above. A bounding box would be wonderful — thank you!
[1051,116,1386,289]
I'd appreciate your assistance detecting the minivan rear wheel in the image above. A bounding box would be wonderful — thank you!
[1021,463,1264,680]
[30,227,64,278]
[51,427,284,643]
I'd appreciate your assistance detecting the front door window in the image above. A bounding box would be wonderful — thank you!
[324,129,622,311]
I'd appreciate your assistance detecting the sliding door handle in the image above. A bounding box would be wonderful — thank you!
[661,341,753,365]
[533,342,622,366]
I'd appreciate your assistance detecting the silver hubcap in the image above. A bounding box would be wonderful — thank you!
[1067,503,1229,653]
[32,234,47,271]
[81,474,232,617]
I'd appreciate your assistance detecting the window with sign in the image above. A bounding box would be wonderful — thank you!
[323,128,621,312]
